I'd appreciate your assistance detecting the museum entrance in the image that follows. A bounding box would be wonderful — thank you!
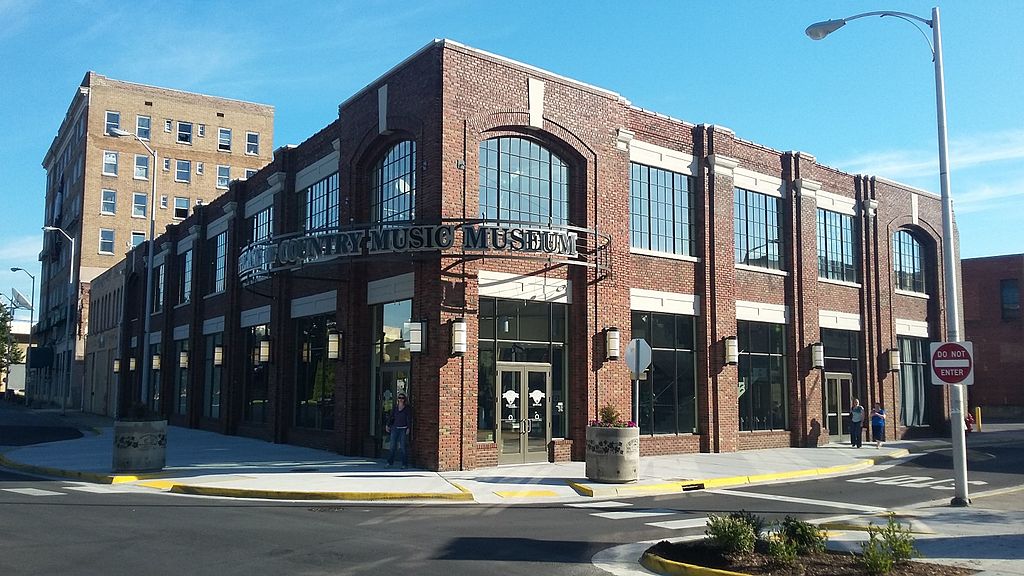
[824,372,853,440]
[496,363,551,465]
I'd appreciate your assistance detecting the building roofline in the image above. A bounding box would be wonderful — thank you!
[85,71,275,111]
[870,175,939,199]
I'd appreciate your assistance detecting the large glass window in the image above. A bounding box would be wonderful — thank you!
[631,312,697,434]
[175,339,189,416]
[817,208,857,282]
[477,297,567,440]
[893,230,925,293]
[295,315,335,430]
[304,172,340,232]
[1001,279,1020,320]
[148,343,161,412]
[372,141,416,223]
[479,136,568,225]
[373,300,412,445]
[734,188,783,270]
[898,336,930,427]
[245,325,270,424]
[630,163,694,256]
[737,320,788,431]
[211,232,227,293]
[179,249,192,304]
[203,333,223,419]
[152,264,164,313]
[250,207,273,243]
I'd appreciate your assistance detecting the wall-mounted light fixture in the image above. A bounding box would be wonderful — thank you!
[811,342,825,370]
[152,353,161,371]
[179,350,189,370]
[129,357,137,372]
[301,342,311,363]
[404,321,425,353]
[451,318,467,356]
[259,337,271,364]
[724,336,739,366]
[605,326,621,361]
[888,348,901,372]
[327,330,342,360]
[213,345,224,367]
[113,359,121,373]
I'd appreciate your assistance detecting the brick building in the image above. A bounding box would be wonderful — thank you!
[36,72,274,413]
[96,40,955,470]
[963,254,1024,418]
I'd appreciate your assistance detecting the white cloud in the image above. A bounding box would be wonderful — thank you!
[0,234,41,262]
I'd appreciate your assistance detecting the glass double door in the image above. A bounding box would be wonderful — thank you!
[378,363,411,455]
[824,373,853,438]
[497,363,551,465]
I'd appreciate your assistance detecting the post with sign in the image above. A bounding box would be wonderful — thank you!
[930,341,974,506]
[624,339,652,428]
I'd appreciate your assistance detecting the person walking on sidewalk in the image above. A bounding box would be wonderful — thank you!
[870,402,886,449]
[386,393,412,468]
[850,398,865,448]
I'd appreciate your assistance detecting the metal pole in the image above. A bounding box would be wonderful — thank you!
[63,236,76,415]
[28,273,34,405]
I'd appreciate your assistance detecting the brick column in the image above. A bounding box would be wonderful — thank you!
[793,172,825,445]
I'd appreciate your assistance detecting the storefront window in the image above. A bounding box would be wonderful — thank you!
[175,340,188,416]
[631,312,697,434]
[899,336,930,427]
[203,333,223,420]
[294,315,336,430]
[372,300,412,444]
[737,321,788,431]
[245,325,270,424]
[148,343,161,412]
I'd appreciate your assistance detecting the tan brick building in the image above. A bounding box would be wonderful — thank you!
[35,72,274,412]
[97,40,955,470]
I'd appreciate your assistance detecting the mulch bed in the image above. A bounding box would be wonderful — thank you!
[645,540,977,576]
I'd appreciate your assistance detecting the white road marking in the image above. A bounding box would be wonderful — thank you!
[567,500,632,508]
[591,510,677,520]
[710,488,887,513]
[647,517,709,530]
[64,484,122,493]
[3,488,64,496]
[847,474,988,490]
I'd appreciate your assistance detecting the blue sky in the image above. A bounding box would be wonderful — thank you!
[2,1,1022,320]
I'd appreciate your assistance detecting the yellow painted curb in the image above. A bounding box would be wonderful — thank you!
[0,453,114,484]
[566,480,704,497]
[137,480,177,490]
[640,551,750,576]
[167,484,475,501]
[494,489,559,498]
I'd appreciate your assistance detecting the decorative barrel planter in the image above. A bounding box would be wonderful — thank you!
[585,426,640,483]
[112,420,167,473]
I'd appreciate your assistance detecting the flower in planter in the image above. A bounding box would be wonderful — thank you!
[589,405,637,428]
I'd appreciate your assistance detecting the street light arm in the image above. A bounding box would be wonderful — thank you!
[806,10,935,56]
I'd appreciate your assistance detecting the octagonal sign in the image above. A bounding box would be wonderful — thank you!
[929,341,974,386]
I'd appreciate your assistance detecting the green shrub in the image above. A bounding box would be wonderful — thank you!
[728,509,768,538]
[705,514,756,554]
[860,527,895,575]
[878,513,917,563]
[780,515,828,555]
[765,534,798,567]
[858,514,918,574]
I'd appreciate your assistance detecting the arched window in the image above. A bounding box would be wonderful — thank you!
[479,137,568,225]
[893,230,925,293]
[371,140,416,223]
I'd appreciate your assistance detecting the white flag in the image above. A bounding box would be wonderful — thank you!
[12,288,32,310]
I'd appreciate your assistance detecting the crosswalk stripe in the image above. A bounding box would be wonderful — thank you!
[3,488,64,496]
[64,485,120,494]
[567,501,633,509]
[647,517,709,530]
[591,510,676,520]
[710,488,887,513]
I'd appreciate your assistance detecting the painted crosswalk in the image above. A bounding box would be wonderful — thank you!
[3,488,64,496]
[2,483,130,497]
[569,500,709,531]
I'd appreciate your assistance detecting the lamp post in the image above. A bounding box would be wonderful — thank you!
[109,128,158,409]
[42,226,76,415]
[806,7,968,506]
[11,267,35,401]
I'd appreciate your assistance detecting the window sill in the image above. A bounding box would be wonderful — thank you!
[735,263,789,277]
[102,172,118,177]
[818,277,862,289]
[99,211,116,217]
[738,428,789,434]
[133,176,149,181]
[99,251,115,256]
[630,247,700,263]
[131,214,147,219]
[174,301,191,310]
[204,291,225,300]
[895,289,930,300]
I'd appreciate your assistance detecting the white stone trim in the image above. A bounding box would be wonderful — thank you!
[736,300,789,324]
[148,332,162,345]
[816,189,857,216]
[630,288,700,316]
[203,316,225,335]
[478,270,571,304]
[629,139,697,176]
[895,289,930,300]
[707,154,739,178]
[794,178,821,200]
[912,193,920,225]
[895,318,929,337]
[176,233,196,255]
[734,167,785,198]
[528,78,544,128]
[291,290,337,319]
[735,263,790,277]
[629,247,700,263]
[206,213,231,239]
[295,152,340,192]
[173,324,189,341]
[367,273,415,305]
[241,305,272,328]
[818,277,863,289]
[244,187,276,219]
[819,310,862,331]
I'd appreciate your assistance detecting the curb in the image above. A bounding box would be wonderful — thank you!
[0,453,162,484]
[158,482,475,502]
[640,551,750,576]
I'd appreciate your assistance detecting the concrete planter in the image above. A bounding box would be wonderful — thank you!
[112,420,167,473]
[585,426,640,483]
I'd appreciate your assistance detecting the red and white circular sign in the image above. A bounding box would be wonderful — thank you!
[929,341,974,386]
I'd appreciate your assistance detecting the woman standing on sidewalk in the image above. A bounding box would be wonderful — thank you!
[850,398,865,448]
[871,402,886,449]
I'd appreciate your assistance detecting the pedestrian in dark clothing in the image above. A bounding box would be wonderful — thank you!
[871,402,886,449]
[850,398,865,448]
[386,393,412,468]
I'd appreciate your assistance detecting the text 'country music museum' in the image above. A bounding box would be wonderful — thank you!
[83,40,957,471]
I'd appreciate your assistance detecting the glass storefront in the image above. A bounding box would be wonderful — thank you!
[631,312,697,434]
[372,300,412,451]
[244,325,270,424]
[174,340,188,416]
[737,320,788,431]
[203,333,222,419]
[899,336,930,427]
[294,315,336,430]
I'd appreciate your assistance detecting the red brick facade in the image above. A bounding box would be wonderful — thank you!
[98,40,955,471]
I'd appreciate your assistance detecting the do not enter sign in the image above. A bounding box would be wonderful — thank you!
[929,341,974,386]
